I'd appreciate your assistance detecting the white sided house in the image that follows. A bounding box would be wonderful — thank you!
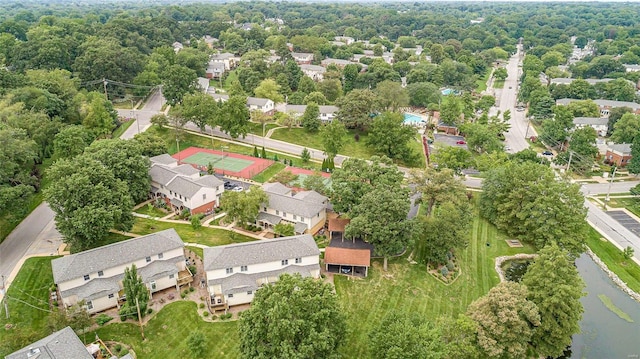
[300,64,326,81]
[204,234,320,310]
[52,229,191,314]
[247,97,275,115]
[282,104,339,123]
[572,117,609,137]
[149,154,224,215]
[257,182,328,235]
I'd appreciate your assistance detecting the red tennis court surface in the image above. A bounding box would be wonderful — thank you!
[286,167,331,178]
[173,147,274,179]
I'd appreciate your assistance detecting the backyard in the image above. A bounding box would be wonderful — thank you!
[130,217,256,246]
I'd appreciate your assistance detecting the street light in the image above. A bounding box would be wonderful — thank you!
[221,145,229,176]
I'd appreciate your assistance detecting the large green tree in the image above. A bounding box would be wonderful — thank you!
[253,78,284,103]
[121,264,149,320]
[408,168,466,217]
[611,112,640,144]
[219,96,250,138]
[335,89,380,130]
[161,64,198,106]
[374,80,409,112]
[467,282,540,359]
[415,200,472,265]
[406,82,441,108]
[319,120,347,158]
[522,243,585,358]
[480,161,587,255]
[53,125,94,159]
[170,92,220,132]
[369,312,447,359]
[222,186,268,228]
[45,155,134,251]
[239,273,346,359]
[366,112,417,162]
[301,102,321,132]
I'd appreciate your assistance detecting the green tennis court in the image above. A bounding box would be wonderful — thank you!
[183,152,254,172]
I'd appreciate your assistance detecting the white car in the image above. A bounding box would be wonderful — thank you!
[232,186,244,192]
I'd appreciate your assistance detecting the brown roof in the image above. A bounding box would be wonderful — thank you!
[328,218,350,233]
[324,247,370,267]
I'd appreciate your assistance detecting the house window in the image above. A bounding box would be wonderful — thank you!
[293,215,297,221]
[158,253,163,259]
[203,193,207,200]
[228,293,234,298]
[226,268,233,274]
[98,271,104,277]
[283,212,287,218]
[247,291,253,295]
[263,207,267,211]
[108,293,114,299]
[169,274,175,279]
[276,210,279,215]
[295,258,302,264]
[170,191,173,195]
[83,274,90,281]
[86,301,93,310]
[146,256,151,263]
[241,265,248,272]
[281,259,288,266]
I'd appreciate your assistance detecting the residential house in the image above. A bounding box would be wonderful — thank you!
[556,98,640,117]
[334,36,355,45]
[5,327,94,359]
[605,143,633,167]
[257,182,328,235]
[247,97,275,115]
[209,93,229,103]
[197,77,210,92]
[210,52,238,71]
[282,104,339,123]
[624,64,640,72]
[149,154,224,215]
[300,64,326,81]
[291,52,314,65]
[206,61,226,79]
[204,234,320,310]
[573,117,609,137]
[172,42,183,53]
[324,218,372,277]
[202,35,217,48]
[321,58,355,68]
[549,78,616,86]
[52,229,191,314]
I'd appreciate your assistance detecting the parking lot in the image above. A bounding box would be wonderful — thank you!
[433,133,468,149]
[606,210,640,236]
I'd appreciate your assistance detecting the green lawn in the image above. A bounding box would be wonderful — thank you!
[130,217,256,247]
[134,204,168,218]
[186,245,204,259]
[334,213,536,358]
[71,232,133,254]
[494,79,505,89]
[222,70,238,91]
[247,122,280,136]
[270,128,424,168]
[586,226,640,293]
[112,120,135,138]
[0,257,59,357]
[606,197,640,218]
[476,68,491,92]
[92,301,239,359]
[252,162,286,183]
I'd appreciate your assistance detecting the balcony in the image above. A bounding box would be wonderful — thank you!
[177,267,193,287]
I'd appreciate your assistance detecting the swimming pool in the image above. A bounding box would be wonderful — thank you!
[403,113,424,125]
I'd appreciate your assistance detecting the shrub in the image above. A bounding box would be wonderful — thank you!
[220,313,232,320]
[189,286,195,293]
[199,296,205,301]
[96,314,113,326]
[181,292,187,299]
[446,261,455,271]
[147,308,153,314]
[203,311,209,317]
[52,301,58,307]
[189,265,197,276]
[440,266,449,277]
[199,303,205,309]
[114,344,122,352]
[211,315,218,320]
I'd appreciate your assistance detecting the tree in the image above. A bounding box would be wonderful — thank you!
[335,89,380,130]
[438,315,481,359]
[302,172,329,195]
[345,181,413,271]
[439,97,463,126]
[239,273,346,359]
[607,106,632,136]
[467,282,540,359]
[150,114,169,129]
[222,186,268,228]
[415,200,472,265]
[301,102,321,132]
[611,113,640,144]
[493,67,508,81]
[366,112,417,162]
[161,64,198,106]
[522,243,585,358]
[190,214,202,229]
[269,170,298,185]
[319,120,347,158]
[298,76,316,95]
[369,312,447,359]
[301,148,311,163]
[316,79,343,103]
[45,155,134,251]
[406,82,441,108]
[431,146,472,174]
[628,136,640,175]
[408,168,466,217]
[273,223,295,237]
[170,92,219,132]
[187,331,207,359]
[53,125,93,159]
[81,93,117,138]
[219,96,250,138]
[133,131,168,157]
[460,122,503,154]
[430,43,445,64]
[254,78,284,103]
[559,127,597,172]
[303,92,327,106]
[374,80,409,112]
[73,36,144,83]
[480,161,587,256]
[121,264,149,320]
[83,139,151,204]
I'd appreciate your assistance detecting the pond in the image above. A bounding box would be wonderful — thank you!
[571,253,640,358]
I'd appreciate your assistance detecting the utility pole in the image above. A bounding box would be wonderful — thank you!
[135,297,145,340]
[566,151,573,172]
[1,275,8,319]
[102,78,108,100]
[605,166,618,206]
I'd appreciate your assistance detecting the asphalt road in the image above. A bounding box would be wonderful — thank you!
[118,88,166,140]
[585,200,640,263]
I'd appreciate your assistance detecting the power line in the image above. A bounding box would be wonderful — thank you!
[5,295,52,313]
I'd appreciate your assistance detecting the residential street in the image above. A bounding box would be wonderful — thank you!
[117,88,166,140]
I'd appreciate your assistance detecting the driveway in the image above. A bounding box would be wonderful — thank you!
[606,211,640,237]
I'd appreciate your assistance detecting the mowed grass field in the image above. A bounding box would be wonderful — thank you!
[334,213,536,358]
[92,302,240,359]
[130,217,256,246]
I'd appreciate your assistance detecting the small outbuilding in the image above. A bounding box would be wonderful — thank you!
[324,247,370,277]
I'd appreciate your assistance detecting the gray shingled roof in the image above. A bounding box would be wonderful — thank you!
[209,93,229,102]
[267,191,326,218]
[166,176,204,198]
[300,64,325,72]
[573,117,608,126]
[150,154,177,166]
[203,234,319,270]
[263,182,291,195]
[319,105,339,114]
[52,229,184,283]
[608,143,632,154]
[285,105,307,114]
[195,175,223,188]
[294,222,308,234]
[294,190,327,204]
[557,98,640,110]
[247,97,271,106]
[174,164,200,176]
[6,326,93,359]
[291,52,313,59]
[257,212,282,225]
[138,257,183,282]
[60,275,122,302]
[149,164,179,186]
[208,264,320,295]
[211,52,234,60]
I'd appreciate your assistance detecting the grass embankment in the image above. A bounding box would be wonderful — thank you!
[247,122,279,136]
[112,120,135,138]
[134,204,168,218]
[334,213,536,358]
[130,217,256,247]
[586,226,640,293]
[494,79,505,89]
[270,128,424,168]
[475,68,491,92]
[0,257,59,357]
[222,71,238,91]
[252,162,286,183]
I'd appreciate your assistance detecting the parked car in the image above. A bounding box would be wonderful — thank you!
[232,186,243,192]
[542,151,553,156]
[456,140,467,145]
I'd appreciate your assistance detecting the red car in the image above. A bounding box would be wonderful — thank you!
[456,140,466,145]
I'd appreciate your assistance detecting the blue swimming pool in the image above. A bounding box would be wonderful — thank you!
[403,113,424,125]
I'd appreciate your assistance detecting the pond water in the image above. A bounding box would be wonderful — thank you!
[571,253,640,358]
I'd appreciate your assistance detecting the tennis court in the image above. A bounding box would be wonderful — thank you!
[173,147,274,179]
